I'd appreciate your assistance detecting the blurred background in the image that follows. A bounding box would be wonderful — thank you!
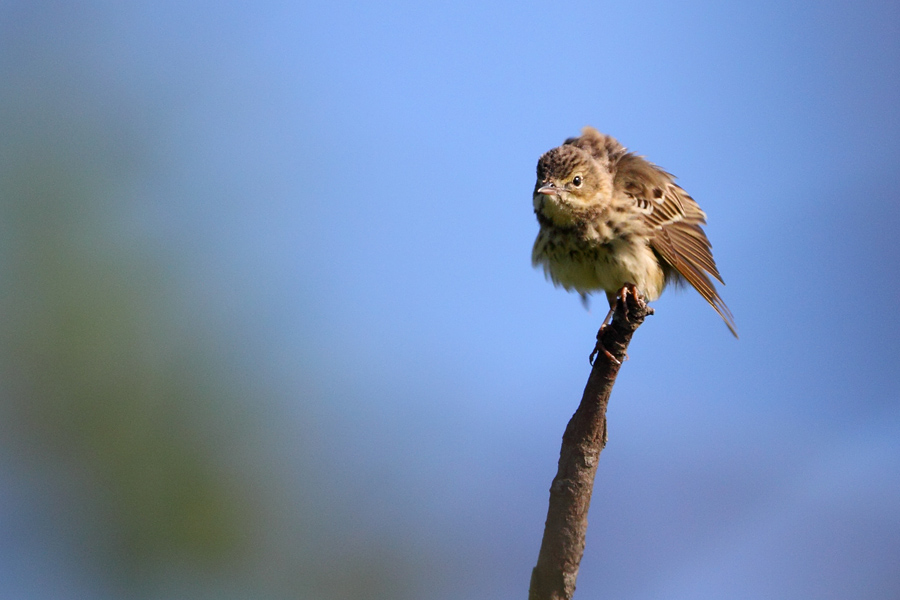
[1,1,898,598]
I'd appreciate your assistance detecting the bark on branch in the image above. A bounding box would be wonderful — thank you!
[529,287,653,600]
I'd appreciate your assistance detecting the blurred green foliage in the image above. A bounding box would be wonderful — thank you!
[0,89,419,600]
[0,122,251,585]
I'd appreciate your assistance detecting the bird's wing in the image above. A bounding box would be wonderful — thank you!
[614,152,737,337]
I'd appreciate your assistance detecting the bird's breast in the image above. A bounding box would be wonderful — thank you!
[532,221,665,300]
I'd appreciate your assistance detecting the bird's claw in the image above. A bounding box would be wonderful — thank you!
[615,283,639,322]
[590,326,621,366]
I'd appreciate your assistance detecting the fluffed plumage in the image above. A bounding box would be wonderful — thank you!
[532,127,737,337]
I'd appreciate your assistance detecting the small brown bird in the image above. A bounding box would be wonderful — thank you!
[532,127,737,337]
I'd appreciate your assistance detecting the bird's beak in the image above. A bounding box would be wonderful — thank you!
[536,184,559,196]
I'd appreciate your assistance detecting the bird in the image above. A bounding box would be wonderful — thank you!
[532,126,737,341]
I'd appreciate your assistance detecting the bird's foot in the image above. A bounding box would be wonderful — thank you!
[589,284,641,365]
[590,326,621,366]
[615,283,640,322]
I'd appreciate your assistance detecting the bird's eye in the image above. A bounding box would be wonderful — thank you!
[572,176,583,187]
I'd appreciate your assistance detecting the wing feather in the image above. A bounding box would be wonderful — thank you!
[613,152,737,337]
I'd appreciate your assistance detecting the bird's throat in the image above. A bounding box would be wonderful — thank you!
[535,194,580,228]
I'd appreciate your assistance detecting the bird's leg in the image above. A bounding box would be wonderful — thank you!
[616,284,634,322]
[600,305,615,329]
[590,327,620,365]
[589,294,620,366]
[589,285,637,366]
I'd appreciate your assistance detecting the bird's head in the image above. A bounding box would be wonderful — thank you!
[533,145,610,225]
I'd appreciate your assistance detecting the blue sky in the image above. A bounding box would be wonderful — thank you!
[2,1,899,598]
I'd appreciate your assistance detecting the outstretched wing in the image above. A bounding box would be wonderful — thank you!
[614,152,738,337]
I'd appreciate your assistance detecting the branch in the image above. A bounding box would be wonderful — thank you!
[529,286,653,600]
